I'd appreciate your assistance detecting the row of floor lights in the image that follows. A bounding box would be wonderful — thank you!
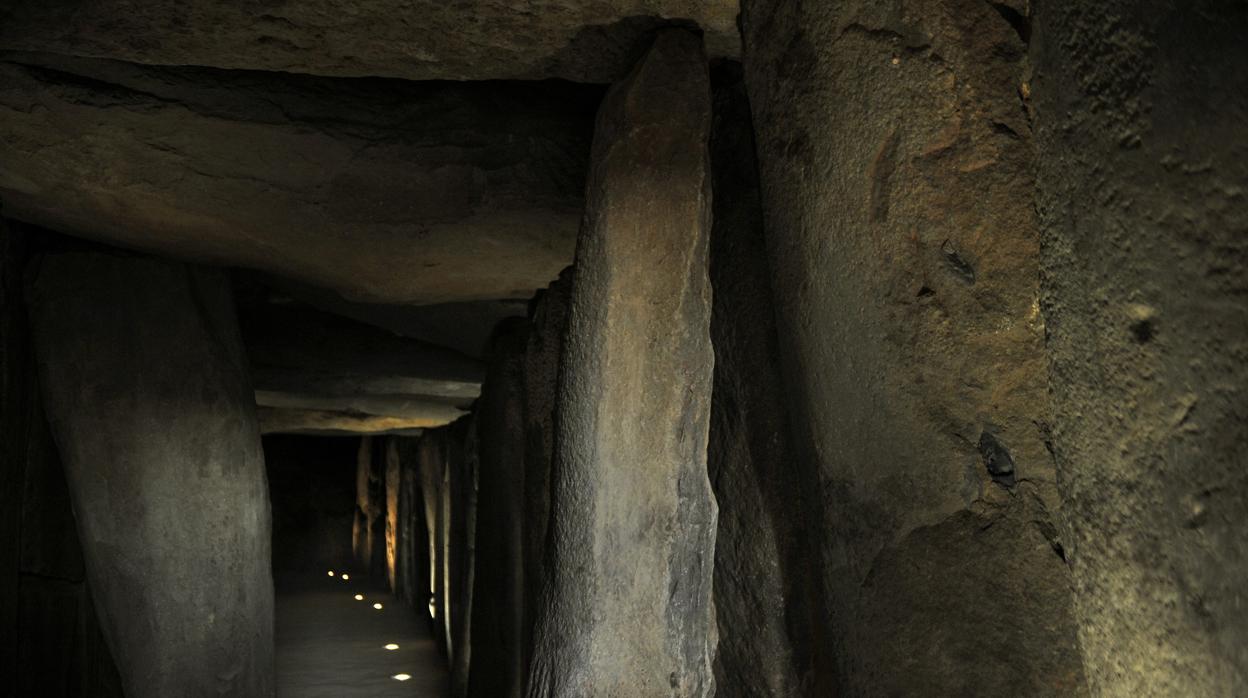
[329,570,409,682]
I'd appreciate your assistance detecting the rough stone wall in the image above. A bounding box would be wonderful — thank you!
[526,29,717,697]
[1032,2,1248,694]
[521,269,572,679]
[740,1,1087,694]
[469,320,530,698]
[705,62,836,697]
[1,223,122,697]
[27,248,274,697]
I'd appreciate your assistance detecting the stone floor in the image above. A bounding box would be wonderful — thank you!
[276,573,448,696]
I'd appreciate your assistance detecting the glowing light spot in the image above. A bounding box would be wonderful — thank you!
[384,644,399,651]
[428,597,437,619]
[354,594,364,601]
[373,603,384,610]
[341,573,350,581]
[393,674,411,682]
[327,570,335,577]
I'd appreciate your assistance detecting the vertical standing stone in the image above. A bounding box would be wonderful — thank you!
[1032,2,1248,694]
[468,319,529,698]
[353,436,372,569]
[526,29,717,698]
[705,63,835,697]
[0,218,22,690]
[26,250,274,697]
[385,438,401,592]
[741,0,1086,694]
[396,435,423,607]
[451,416,480,698]
[1,225,123,695]
[521,269,572,679]
[416,432,450,653]
[352,436,386,578]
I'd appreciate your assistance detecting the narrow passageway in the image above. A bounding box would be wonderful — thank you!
[276,573,447,697]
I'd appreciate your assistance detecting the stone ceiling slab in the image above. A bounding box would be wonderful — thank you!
[0,2,740,83]
[0,52,600,304]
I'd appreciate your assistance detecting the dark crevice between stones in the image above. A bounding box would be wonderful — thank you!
[988,2,1031,45]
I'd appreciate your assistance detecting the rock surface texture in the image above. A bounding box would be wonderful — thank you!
[239,300,484,434]
[741,0,1087,694]
[521,269,573,681]
[705,63,834,697]
[526,29,717,698]
[26,250,275,697]
[0,222,123,696]
[1032,1,1248,694]
[468,321,530,698]
[0,1,739,83]
[0,52,599,305]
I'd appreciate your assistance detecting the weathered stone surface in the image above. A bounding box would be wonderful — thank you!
[240,301,483,433]
[0,1,739,83]
[256,400,462,431]
[469,320,530,698]
[1032,2,1248,694]
[27,250,274,697]
[705,63,834,697]
[1,222,123,696]
[527,30,716,697]
[385,439,402,592]
[352,437,388,578]
[250,273,529,359]
[448,416,481,698]
[0,52,600,305]
[520,269,572,681]
[413,431,450,653]
[741,1,1086,694]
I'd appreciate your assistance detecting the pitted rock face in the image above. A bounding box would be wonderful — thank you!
[0,1,740,83]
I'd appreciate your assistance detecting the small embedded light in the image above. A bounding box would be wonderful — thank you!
[354,594,364,601]
[327,570,335,577]
[384,644,399,651]
[373,602,384,610]
[341,573,350,581]
[393,674,411,682]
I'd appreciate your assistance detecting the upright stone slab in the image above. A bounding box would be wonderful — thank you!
[26,250,274,697]
[450,416,480,698]
[352,436,386,578]
[741,1,1086,694]
[521,269,572,678]
[415,432,450,652]
[385,438,401,591]
[526,29,717,698]
[705,64,835,697]
[468,320,529,698]
[1033,2,1248,694]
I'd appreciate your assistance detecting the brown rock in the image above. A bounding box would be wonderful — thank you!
[741,0,1087,693]
[1033,1,1248,693]
[527,29,717,697]
[0,53,599,304]
[0,1,739,83]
